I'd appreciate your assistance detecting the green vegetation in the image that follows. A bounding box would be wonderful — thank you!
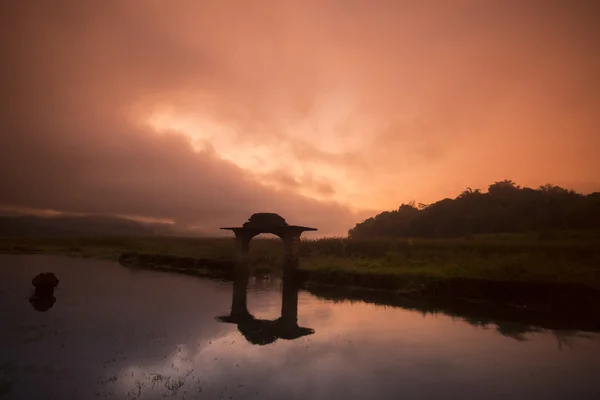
[349,180,600,238]
[2,232,599,288]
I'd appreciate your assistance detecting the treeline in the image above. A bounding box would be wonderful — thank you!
[349,180,600,238]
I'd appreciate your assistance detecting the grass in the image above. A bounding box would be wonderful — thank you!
[1,233,600,289]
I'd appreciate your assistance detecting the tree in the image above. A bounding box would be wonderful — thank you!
[488,180,520,196]
[347,180,600,238]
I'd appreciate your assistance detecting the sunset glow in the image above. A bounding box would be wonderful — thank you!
[145,102,374,208]
[2,1,599,235]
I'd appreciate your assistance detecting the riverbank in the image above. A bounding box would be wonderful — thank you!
[115,251,600,331]
[2,235,600,321]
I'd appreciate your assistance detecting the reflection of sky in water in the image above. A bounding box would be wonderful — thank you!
[1,255,600,400]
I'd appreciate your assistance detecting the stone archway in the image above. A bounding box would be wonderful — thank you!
[220,213,317,278]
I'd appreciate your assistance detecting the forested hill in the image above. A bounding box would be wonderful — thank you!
[349,180,600,238]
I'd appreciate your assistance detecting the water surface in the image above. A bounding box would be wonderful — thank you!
[1,255,599,399]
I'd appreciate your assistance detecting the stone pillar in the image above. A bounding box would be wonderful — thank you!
[280,231,301,325]
[234,233,252,270]
[230,273,250,319]
[280,269,299,326]
[281,231,301,278]
[231,234,251,319]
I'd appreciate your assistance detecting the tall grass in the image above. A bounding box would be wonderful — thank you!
[1,233,599,287]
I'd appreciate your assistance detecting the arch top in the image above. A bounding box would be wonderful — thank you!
[220,225,317,238]
[220,213,317,239]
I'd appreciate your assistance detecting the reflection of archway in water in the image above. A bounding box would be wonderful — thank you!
[216,267,314,345]
[217,214,316,345]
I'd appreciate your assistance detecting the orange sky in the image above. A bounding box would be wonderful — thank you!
[1,1,599,236]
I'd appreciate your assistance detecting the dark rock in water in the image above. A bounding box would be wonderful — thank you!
[32,272,59,296]
[32,272,59,289]
[243,213,288,228]
[29,294,56,312]
[30,273,58,312]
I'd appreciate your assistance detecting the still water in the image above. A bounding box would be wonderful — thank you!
[1,255,599,400]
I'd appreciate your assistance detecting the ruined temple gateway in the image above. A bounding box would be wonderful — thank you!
[220,213,317,274]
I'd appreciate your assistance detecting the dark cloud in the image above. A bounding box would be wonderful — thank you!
[0,1,371,236]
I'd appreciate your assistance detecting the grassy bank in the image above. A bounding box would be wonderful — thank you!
[1,233,600,288]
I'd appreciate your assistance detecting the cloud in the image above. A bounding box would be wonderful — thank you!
[1,0,599,235]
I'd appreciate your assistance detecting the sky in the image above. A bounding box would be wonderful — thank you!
[1,1,599,236]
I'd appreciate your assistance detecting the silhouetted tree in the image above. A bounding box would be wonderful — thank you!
[348,180,600,238]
